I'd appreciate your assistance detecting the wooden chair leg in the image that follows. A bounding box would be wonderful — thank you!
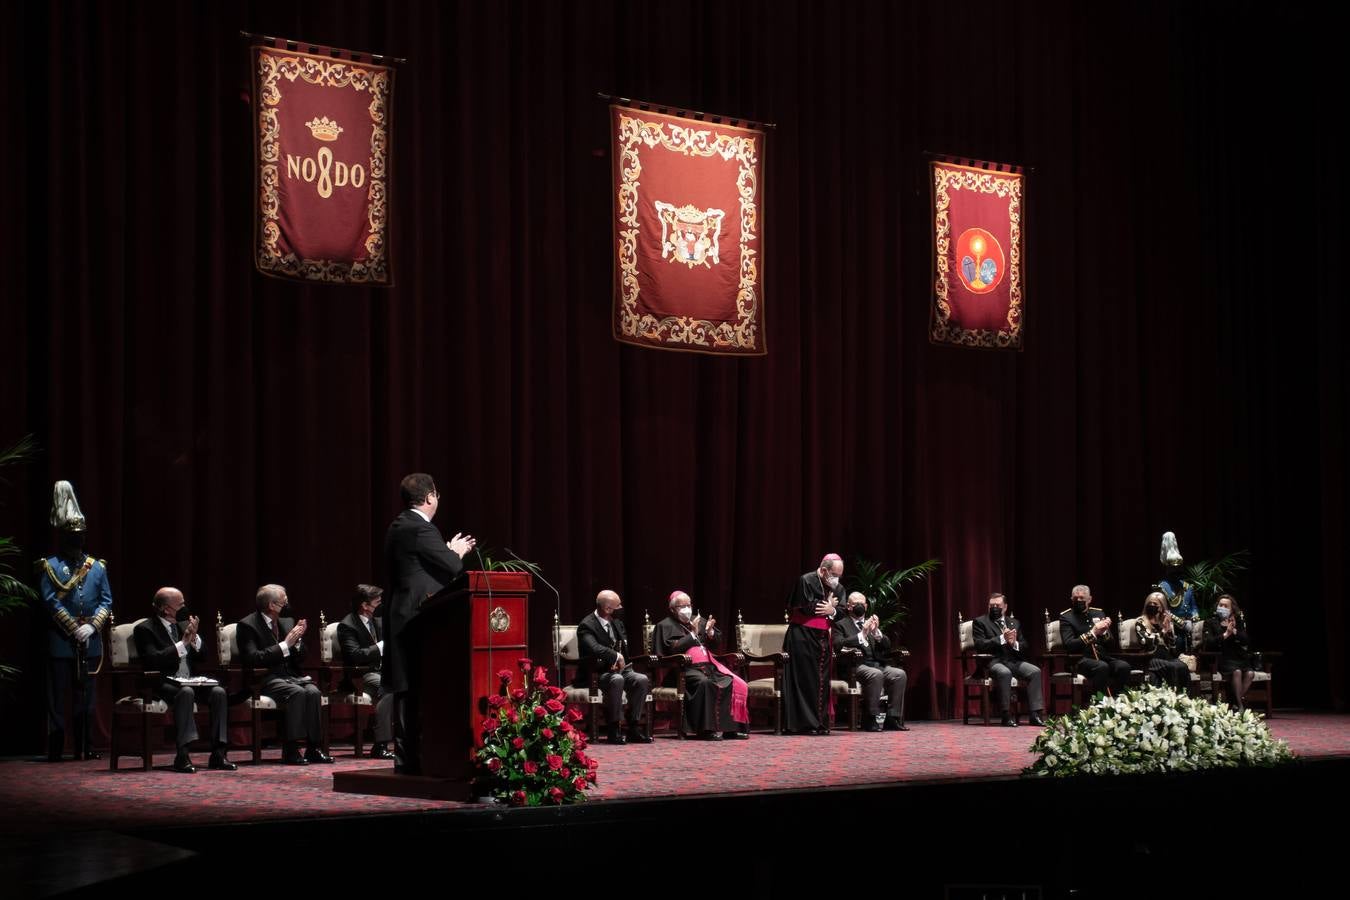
[142,713,152,770]
[353,703,367,758]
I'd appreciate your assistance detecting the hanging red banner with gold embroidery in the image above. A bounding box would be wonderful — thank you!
[252,39,394,285]
[929,157,1026,349]
[611,105,766,355]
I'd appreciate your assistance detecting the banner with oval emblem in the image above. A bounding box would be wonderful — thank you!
[251,38,395,285]
[929,156,1026,349]
[611,104,766,356]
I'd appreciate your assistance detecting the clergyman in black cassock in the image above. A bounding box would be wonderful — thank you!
[782,554,845,734]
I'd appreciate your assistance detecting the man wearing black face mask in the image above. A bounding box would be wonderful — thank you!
[236,583,331,765]
[973,592,1044,726]
[132,587,234,772]
[576,589,650,744]
[1059,584,1130,697]
[37,481,112,761]
[832,592,908,731]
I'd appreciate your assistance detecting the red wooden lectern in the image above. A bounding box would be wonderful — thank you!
[332,571,532,800]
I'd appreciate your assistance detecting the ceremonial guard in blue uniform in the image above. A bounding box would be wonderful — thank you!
[37,481,112,761]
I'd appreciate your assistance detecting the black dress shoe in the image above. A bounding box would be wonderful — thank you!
[172,753,197,774]
[283,749,309,765]
[81,748,103,760]
[1000,714,1018,727]
[606,726,627,745]
[884,719,910,731]
[304,748,335,764]
[863,721,883,732]
[1028,713,1046,727]
[208,752,237,771]
[697,730,723,741]
[723,731,750,740]
[626,728,653,744]
[369,743,395,760]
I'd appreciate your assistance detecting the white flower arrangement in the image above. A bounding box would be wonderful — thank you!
[1026,685,1293,776]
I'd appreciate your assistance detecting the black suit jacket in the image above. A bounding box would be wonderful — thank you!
[382,508,464,693]
[973,613,1029,664]
[575,612,631,683]
[832,615,893,667]
[236,611,305,680]
[1059,607,1116,659]
[338,612,382,689]
[132,616,203,678]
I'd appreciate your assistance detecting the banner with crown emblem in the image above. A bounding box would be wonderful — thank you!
[251,39,394,285]
[929,156,1026,349]
[611,105,766,355]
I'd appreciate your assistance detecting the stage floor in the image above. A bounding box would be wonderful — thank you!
[2,711,1346,835]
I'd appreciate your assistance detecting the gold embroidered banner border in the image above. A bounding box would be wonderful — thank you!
[611,104,766,356]
[929,157,1026,350]
[252,39,394,285]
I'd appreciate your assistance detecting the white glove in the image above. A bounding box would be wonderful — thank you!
[74,624,95,643]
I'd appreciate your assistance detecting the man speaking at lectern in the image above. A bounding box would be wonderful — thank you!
[384,473,476,774]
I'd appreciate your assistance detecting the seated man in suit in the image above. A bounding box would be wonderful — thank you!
[236,584,332,765]
[576,589,650,745]
[1059,583,1131,698]
[338,583,394,760]
[972,591,1045,727]
[132,587,235,772]
[832,592,908,731]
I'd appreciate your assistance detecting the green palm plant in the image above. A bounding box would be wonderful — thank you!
[1,435,38,685]
[475,549,542,577]
[1184,550,1250,618]
[844,555,941,635]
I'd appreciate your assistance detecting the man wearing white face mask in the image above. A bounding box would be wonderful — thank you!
[782,554,844,734]
[652,591,749,739]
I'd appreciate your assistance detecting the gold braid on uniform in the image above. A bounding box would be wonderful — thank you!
[88,560,109,629]
[39,556,95,634]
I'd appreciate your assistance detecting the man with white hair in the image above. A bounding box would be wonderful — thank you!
[833,592,910,731]
[576,589,651,744]
[782,553,844,734]
[236,584,332,765]
[652,591,749,740]
[1059,584,1130,697]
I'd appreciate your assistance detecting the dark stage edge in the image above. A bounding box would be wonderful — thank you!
[53,755,1348,899]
